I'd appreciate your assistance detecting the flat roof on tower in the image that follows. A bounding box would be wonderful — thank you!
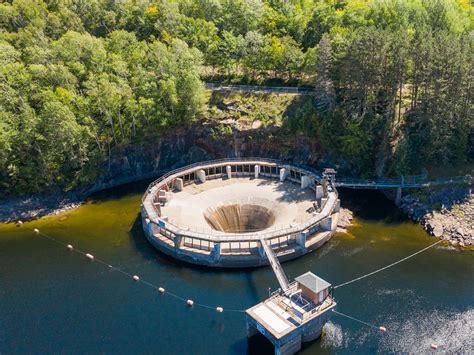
[294,272,331,294]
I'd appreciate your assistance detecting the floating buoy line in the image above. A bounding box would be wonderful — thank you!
[32,228,243,314]
[32,228,442,349]
[333,239,443,289]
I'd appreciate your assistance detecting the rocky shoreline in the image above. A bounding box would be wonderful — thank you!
[399,186,473,247]
[336,208,354,233]
[0,192,84,224]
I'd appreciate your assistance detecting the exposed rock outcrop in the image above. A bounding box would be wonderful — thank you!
[400,187,473,247]
[336,208,353,233]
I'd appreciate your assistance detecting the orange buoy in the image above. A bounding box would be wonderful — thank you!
[67,244,73,250]
[187,300,194,307]
[158,287,165,293]
[431,344,438,350]
[86,253,94,260]
[133,275,140,281]
[379,326,387,333]
[216,307,223,313]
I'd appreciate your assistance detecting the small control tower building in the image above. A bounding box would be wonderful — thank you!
[246,271,336,355]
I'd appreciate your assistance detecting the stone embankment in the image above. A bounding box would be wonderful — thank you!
[399,187,473,247]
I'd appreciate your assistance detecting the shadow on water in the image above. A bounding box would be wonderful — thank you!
[338,187,408,223]
[127,212,262,302]
[86,176,158,204]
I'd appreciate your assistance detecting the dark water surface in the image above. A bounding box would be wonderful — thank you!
[1,184,472,354]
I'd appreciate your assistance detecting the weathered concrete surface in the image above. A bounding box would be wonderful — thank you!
[161,178,315,233]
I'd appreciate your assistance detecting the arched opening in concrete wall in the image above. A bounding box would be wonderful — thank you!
[204,204,276,233]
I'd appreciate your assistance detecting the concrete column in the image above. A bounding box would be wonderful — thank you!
[174,178,183,191]
[174,235,183,249]
[254,165,260,178]
[226,165,232,179]
[334,199,341,212]
[396,187,402,206]
[197,169,206,183]
[321,197,328,209]
[321,217,332,231]
[258,241,266,258]
[315,185,324,199]
[146,219,154,236]
[301,175,311,189]
[297,230,308,247]
[279,168,287,182]
[213,243,221,261]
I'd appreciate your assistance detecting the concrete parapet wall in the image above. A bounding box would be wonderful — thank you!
[141,159,339,268]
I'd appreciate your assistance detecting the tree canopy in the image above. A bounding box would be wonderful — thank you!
[0,0,472,195]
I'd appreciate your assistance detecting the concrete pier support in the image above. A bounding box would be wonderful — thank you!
[254,165,260,178]
[276,335,302,355]
[321,216,332,231]
[315,185,324,199]
[174,178,183,191]
[258,241,266,258]
[226,165,232,179]
[395,187,402,206]
[213,243,221,261]
[301,175,311,189]
[297,230,308,247]
[321,197,328,209]
[280,168,288,182]
[197,169,206,183]
[334,199,340,212]
[174,235,183,249]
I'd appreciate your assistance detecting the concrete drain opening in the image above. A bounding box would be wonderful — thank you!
[204,204,276,233]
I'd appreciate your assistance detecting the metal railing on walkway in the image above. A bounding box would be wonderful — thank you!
[336,174,472,189]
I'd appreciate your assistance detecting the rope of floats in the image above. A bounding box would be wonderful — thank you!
[33,228,245,314]
[31,228,443,349]
[331,310,440,350]
[333,239,443,289]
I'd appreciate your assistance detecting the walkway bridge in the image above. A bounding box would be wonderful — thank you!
[335,175,473,189]
[260,238,289,291]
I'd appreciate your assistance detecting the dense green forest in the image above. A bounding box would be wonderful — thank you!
[0,0,472,196]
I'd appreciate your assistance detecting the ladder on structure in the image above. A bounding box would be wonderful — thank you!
[260,238,289,291]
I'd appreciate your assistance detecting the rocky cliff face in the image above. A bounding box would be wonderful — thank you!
[87,120,346,194]
[0,120,347,222]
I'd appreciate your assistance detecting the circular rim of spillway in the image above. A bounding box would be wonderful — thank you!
[141,159,337,242]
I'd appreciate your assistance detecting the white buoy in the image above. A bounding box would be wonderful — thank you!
[86,253,94,260]
[133,275,140,281]
[33,228,39,234]
[431,344,438,350]
[379,326,387,333]
[17,221,23,226]
[67,244,73,250]
[216,307,223,313]
[158,287,165,294]
[187,300,194,307]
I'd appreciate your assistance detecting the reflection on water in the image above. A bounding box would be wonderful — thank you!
[0,184,473,354]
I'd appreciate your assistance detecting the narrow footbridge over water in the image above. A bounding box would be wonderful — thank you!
[335,174,473,189]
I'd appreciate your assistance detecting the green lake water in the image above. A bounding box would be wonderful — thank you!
[1,182,473,354]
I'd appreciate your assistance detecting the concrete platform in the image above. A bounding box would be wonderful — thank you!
[162,178,315,233]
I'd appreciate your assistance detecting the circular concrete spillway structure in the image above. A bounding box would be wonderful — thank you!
[141,158,340,267]
[204,203,276,233]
